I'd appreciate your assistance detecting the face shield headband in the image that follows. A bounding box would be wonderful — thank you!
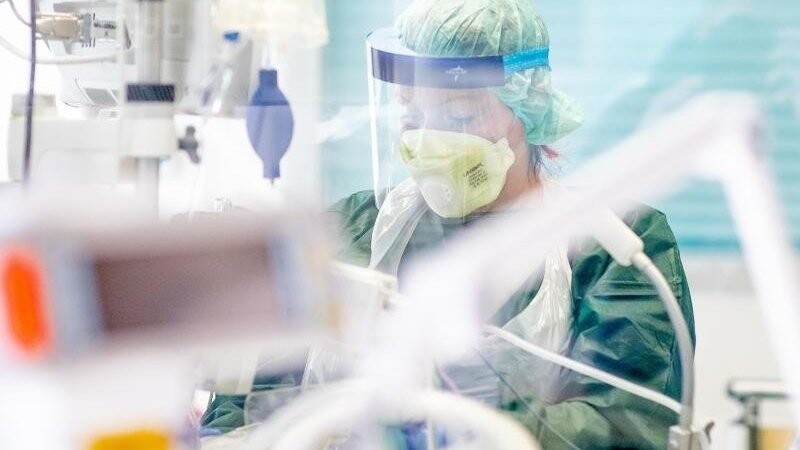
[366,27,551,89]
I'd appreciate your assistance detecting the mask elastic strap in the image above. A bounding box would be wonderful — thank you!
[503,48,550,75]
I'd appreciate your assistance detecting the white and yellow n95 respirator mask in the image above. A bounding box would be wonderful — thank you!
[400,129,516,219]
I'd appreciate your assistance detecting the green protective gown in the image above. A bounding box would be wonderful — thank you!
[204,190,695,450]
[328,190,695,450]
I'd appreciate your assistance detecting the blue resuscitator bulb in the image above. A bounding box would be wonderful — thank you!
[246,69,294,181]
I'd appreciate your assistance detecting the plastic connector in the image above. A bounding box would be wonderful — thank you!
[668,425,711,450]
[35,14,81,41]
[589,209,644,267]
[178,126,201,164]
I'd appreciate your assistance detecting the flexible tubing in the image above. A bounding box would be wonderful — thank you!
[243,380,540,450]
[631,251,695,429]
[483,325,683,415]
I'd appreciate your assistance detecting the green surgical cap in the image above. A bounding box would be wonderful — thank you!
[397,0,584,145]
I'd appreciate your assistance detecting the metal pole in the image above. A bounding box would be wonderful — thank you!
[134,0,164,215]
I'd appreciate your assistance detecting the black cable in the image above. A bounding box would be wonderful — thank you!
[21,0,35,183]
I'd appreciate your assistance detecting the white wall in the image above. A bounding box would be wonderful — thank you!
[685,255,795,446]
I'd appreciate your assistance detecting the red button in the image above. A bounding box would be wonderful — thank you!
[2,248,52,358]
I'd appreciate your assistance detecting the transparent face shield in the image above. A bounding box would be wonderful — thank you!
[367,28,551,220]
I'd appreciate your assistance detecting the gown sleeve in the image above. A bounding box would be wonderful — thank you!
[504,206,696,450]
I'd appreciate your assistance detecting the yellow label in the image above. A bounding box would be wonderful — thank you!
[88,430,171,450]
[759,427,796,450]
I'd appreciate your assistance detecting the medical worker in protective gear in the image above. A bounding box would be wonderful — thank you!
[332,0,695,449]
[204,0,695,448]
